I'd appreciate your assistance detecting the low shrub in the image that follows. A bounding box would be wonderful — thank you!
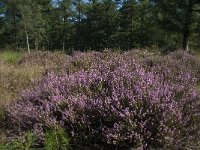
[5,51,200,149]
[0,107,6,145]
[168,50,200,82]
[18,51,72,68]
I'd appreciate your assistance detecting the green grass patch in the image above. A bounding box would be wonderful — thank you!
[45,126,71,150]
[0,51,22,64]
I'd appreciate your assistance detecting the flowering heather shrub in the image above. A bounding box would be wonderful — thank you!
[18,51,115,75]
[167,50,200,82]
[140,51,200,84]
[69,51,104,73]
[5,51,200,149]
[71,50,120,71]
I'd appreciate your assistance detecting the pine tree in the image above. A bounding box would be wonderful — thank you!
[58,0,72,52]
[152,0,200,51]
[118,0,137,49]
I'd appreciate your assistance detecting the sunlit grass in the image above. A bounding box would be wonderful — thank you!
[0,64,45,106]
[0,51,22,64]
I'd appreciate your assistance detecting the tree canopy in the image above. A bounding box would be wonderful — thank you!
[0,0,200,52]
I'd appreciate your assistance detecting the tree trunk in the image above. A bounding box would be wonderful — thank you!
[74,0,81,50]
[21,12,30,53]
[182,0,193,51]
[62,6,67,52]
[182,26,189,51]
[35,37,38,51]
[13,15,17,50]
[62,41,65,52]
[141,11,144,48]
[106,10,109,49]
[25,30,30,53]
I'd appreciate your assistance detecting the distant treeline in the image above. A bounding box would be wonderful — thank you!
[0,0,200,52]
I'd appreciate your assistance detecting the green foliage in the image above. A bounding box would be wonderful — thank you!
[44,126,71,150]
[0,131,36,150]
[0,0,200,51]
[0,51,21,64]
[0,128,70,150]
[153,0,200,50]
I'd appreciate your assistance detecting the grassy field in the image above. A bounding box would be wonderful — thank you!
[0,52,43,107]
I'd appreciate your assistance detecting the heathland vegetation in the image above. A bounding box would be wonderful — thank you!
[0,50,200,149]
[1,0,200,150]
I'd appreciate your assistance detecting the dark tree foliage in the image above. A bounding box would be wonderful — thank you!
[0,0,200,52]
[152,0,200,51]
